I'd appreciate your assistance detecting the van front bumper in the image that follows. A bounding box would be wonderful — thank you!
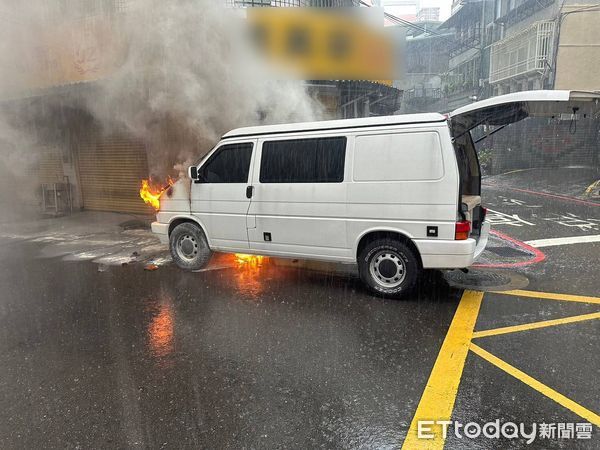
[151,221,169,244]
[415,221,490,269]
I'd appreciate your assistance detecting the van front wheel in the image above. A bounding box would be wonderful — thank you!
[358,239,419,298]
[169,222,212,271]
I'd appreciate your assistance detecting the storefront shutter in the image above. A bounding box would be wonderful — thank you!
[77,134,151,214]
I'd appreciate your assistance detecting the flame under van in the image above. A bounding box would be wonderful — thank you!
[151,90,600,297]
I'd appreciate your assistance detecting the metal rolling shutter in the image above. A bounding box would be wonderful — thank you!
[78,134,151,214]
[36,146,65,184]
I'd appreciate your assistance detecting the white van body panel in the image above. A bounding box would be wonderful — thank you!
[353,132,445,181]
[235,122,463,265]
[152,180,194,244]
[346,124,461,266]
[189,139,257,251]
[153,90,600,274]
[222,113,446,138]
[246,133,350,260]
[152,213,211,246]
[153,117,478,268]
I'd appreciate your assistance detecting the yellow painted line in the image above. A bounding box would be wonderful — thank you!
[402,290,484,450]
[470,343,600,426]
[495,289,600,305]
[584,179,600,196]
[472,312,600,338]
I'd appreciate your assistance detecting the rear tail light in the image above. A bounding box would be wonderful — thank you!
[455,220,471,240]
[481,206,488,220]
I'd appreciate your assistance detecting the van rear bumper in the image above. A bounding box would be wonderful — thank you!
[151,221,169,244]
[414,221,490,269]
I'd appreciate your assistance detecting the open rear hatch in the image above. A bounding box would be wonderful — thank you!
[450,90,600,132]
[448,90,600,241]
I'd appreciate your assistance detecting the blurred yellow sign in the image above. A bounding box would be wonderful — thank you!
[247,8,396,83]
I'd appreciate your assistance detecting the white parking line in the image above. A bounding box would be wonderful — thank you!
[525,235,600,248]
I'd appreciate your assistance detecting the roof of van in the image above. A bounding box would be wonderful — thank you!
[222,113,447,139]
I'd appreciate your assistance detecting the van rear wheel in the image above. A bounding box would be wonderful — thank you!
[358,239,419,298]
[169,222,212,271]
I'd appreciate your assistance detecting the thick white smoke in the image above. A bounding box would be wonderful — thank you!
[83,0,322,177]
[0,0,322,212]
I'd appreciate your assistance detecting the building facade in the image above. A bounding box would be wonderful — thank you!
[442,0,600,102]
[1,0,398,215]
[416,7,440,21]
[488,0,600,173]
[227,0,361,6]
[436,0,600,173]
[400,21,452,113]
[439,0,494,110]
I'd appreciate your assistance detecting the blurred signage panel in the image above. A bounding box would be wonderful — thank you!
[247,8,403,83]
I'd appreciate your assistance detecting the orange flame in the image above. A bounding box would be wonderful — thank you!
[234,254,265,266]
[140,178,174,211]
[232,254,267,299]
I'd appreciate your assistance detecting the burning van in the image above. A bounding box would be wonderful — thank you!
[148,91,600,297]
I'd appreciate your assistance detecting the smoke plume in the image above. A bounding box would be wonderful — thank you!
[0,0,322,212]
[85,0,322,177]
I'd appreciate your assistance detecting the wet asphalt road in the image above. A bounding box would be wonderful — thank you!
[0,242,460,448]
[449,168,600,449]
[0,167,598,449]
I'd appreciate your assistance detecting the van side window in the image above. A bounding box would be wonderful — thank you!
[260,137,346,183]
[200,143,253,183]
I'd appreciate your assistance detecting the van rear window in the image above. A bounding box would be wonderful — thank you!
[453,132,481,196]
[260,137,346,183]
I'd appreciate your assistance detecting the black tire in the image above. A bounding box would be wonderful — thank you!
[169,222,212,271]
[358,238,420,298]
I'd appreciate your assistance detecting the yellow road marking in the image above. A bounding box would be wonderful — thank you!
[402,290,483,450]
[495,289,600,305]
[470,343,600,426]
[584,179,600,196]
[472,312,600,338]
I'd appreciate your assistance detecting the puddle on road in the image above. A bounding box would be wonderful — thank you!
[444,268,529,292]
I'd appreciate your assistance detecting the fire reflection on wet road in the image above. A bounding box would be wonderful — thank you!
[233,254,268,299]
[147,292,175,361]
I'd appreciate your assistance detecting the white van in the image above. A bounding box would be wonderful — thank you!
[152,90,600,297]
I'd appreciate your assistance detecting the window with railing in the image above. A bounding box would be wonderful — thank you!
[489,20,555,83]
[404,87,442,101]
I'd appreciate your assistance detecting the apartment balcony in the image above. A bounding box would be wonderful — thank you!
[449,33,481,58]
[404,87,442,102]
[489,20,555,84]
[499,0,555,28]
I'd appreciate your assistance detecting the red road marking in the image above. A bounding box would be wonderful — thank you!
[484,185,600,207]
[474,230,546,268]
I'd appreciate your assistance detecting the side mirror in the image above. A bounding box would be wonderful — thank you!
[188,165,198,180]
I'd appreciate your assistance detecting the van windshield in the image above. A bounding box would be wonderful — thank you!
[453,131,481,196]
